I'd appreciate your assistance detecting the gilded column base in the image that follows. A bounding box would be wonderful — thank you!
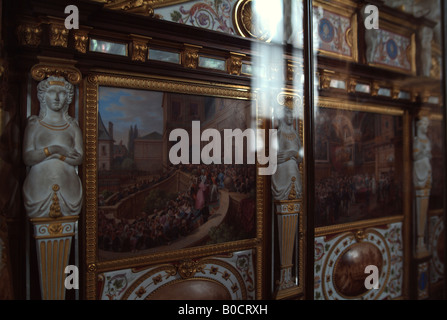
[274,200,300,297]
[30,216,78,300]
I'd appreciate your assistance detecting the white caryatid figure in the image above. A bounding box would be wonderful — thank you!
[272,106,302,201]
[271,104,302,294]
[23,76,83,218]
[413,116,432,256]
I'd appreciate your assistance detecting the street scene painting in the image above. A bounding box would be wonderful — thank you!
[314,107,404,228]
[96,86,257,260]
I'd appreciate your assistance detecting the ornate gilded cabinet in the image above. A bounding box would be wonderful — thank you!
[0,0,445,300]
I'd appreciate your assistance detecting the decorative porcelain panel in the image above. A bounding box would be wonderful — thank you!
[155,0,237,35]
[98,249,256,300]
[314,222,404,300]
[315,9,353,59]
[429,214,444,284]
[366,29,414,74]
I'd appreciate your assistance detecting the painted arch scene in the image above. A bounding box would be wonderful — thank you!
[96,87,257,260]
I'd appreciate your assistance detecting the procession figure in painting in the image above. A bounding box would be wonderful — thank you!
[23,76,83,218]
[413,116,432,256]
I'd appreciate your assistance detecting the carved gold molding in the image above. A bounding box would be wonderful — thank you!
[181,44,201,69]
[48,20,69,47]
[315,215,403,237]
[101,0,155,17]
[227,52,245,76]
[73,27,92,53]
[130,34,151,62]
[319,70,334,90]
[31,57,82,85]
[17,21,42,46]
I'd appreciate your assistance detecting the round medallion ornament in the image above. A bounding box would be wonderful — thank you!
[318,18,334,43]
[386,39,398,60]
[333,242,383,297]
[233,0,272,42]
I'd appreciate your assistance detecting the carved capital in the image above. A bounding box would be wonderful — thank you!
[182,44,201,69]
[319,70,333,90]
[371,81,380,96]
[130,35,151,62]
[286,61,299,82]
[347,78,357,93]
[420,90,430,104]
[73,28,92,53]
[17,22,43,46]
[392,87,400,100]
[49,22,69,47]
[227,52,245,75]
[31,57,82,85]
[277,92,302,111]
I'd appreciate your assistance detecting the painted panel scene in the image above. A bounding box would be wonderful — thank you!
[314,107,404,228]
[97,87,256,260]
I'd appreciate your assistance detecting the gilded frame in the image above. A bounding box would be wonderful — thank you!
[83,72,266,300]
[314,97,410,235]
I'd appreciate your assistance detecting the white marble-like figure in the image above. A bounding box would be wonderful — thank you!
[413,116,432,254]
[361,5,381,64]
[413,117,432,190]
[384,0,440,77]
[271,106,302,200]
[23,76,83,218]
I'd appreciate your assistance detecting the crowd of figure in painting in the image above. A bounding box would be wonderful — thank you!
[98,164,256,252]
[315,171,402,226]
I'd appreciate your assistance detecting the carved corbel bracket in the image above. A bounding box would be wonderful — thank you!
[227,52,245,76]
[17,19,43,47]
[73,26,93,53]
[347,77,357,93]
[319,70,334,90]
[286,60,302,83]
[130,34,151,62]
[182,44,201,69]
[31,57,82,85]
[371,81,380,96]
[40,16,70,48]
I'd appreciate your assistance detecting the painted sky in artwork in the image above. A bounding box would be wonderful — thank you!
[98,87,164,147]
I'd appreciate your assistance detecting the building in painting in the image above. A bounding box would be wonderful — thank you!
[134,131,163,172]
[98,113,115,171]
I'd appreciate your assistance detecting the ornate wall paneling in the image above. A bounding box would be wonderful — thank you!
[314,220,405,300]
[361,5,418,76]
[313,97,411,299]
[313,0,358,63]
[83,72,267,300]
[97,249,256,300]
[91,0,239,36]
